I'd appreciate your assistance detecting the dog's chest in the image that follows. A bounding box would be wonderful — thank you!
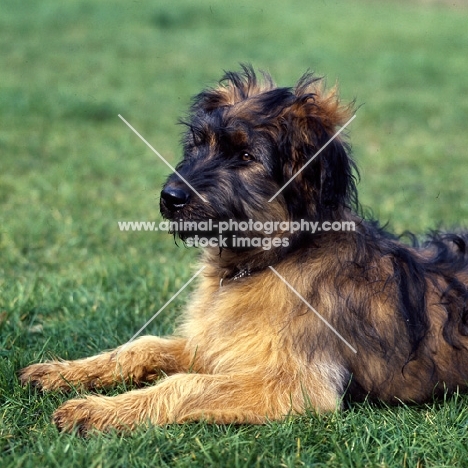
[182,273,297,373]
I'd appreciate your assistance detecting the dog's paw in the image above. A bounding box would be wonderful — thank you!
[19,362,74,391]
[53,398,97,435]
[52,396,131,435]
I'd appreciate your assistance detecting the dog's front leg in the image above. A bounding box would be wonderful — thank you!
[52,372,340,433]
[19,336,190,391]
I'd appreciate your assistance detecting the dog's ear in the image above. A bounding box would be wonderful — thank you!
[278,75,358,220]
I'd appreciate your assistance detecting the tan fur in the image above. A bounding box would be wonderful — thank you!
[21,257,345,433]
[20,236,468,433]
[19,68,468,434]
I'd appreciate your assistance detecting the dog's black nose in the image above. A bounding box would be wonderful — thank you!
[161,186,190,211]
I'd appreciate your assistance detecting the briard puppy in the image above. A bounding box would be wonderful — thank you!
[20,66,468,433]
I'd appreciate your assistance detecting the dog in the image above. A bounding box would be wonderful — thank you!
[20,65,468,434]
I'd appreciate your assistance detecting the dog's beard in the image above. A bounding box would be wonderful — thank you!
[170,225,284,251]
[162,209,288,252]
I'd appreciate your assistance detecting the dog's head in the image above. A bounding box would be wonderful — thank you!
[160,65,358,246]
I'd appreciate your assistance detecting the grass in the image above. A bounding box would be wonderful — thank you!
[1,0,468,466]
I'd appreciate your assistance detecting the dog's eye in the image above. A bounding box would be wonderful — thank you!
[240,152,255,162]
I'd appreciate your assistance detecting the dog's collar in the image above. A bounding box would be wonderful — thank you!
[219,267,251,287]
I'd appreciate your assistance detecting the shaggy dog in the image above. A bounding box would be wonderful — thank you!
[20,66,468,433]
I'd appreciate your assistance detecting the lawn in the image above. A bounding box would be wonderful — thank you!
[1,0,468,466]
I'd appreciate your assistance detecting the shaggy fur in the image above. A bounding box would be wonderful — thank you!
[20,66,468,434]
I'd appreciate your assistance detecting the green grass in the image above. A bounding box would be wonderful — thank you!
[1,0,468,466]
